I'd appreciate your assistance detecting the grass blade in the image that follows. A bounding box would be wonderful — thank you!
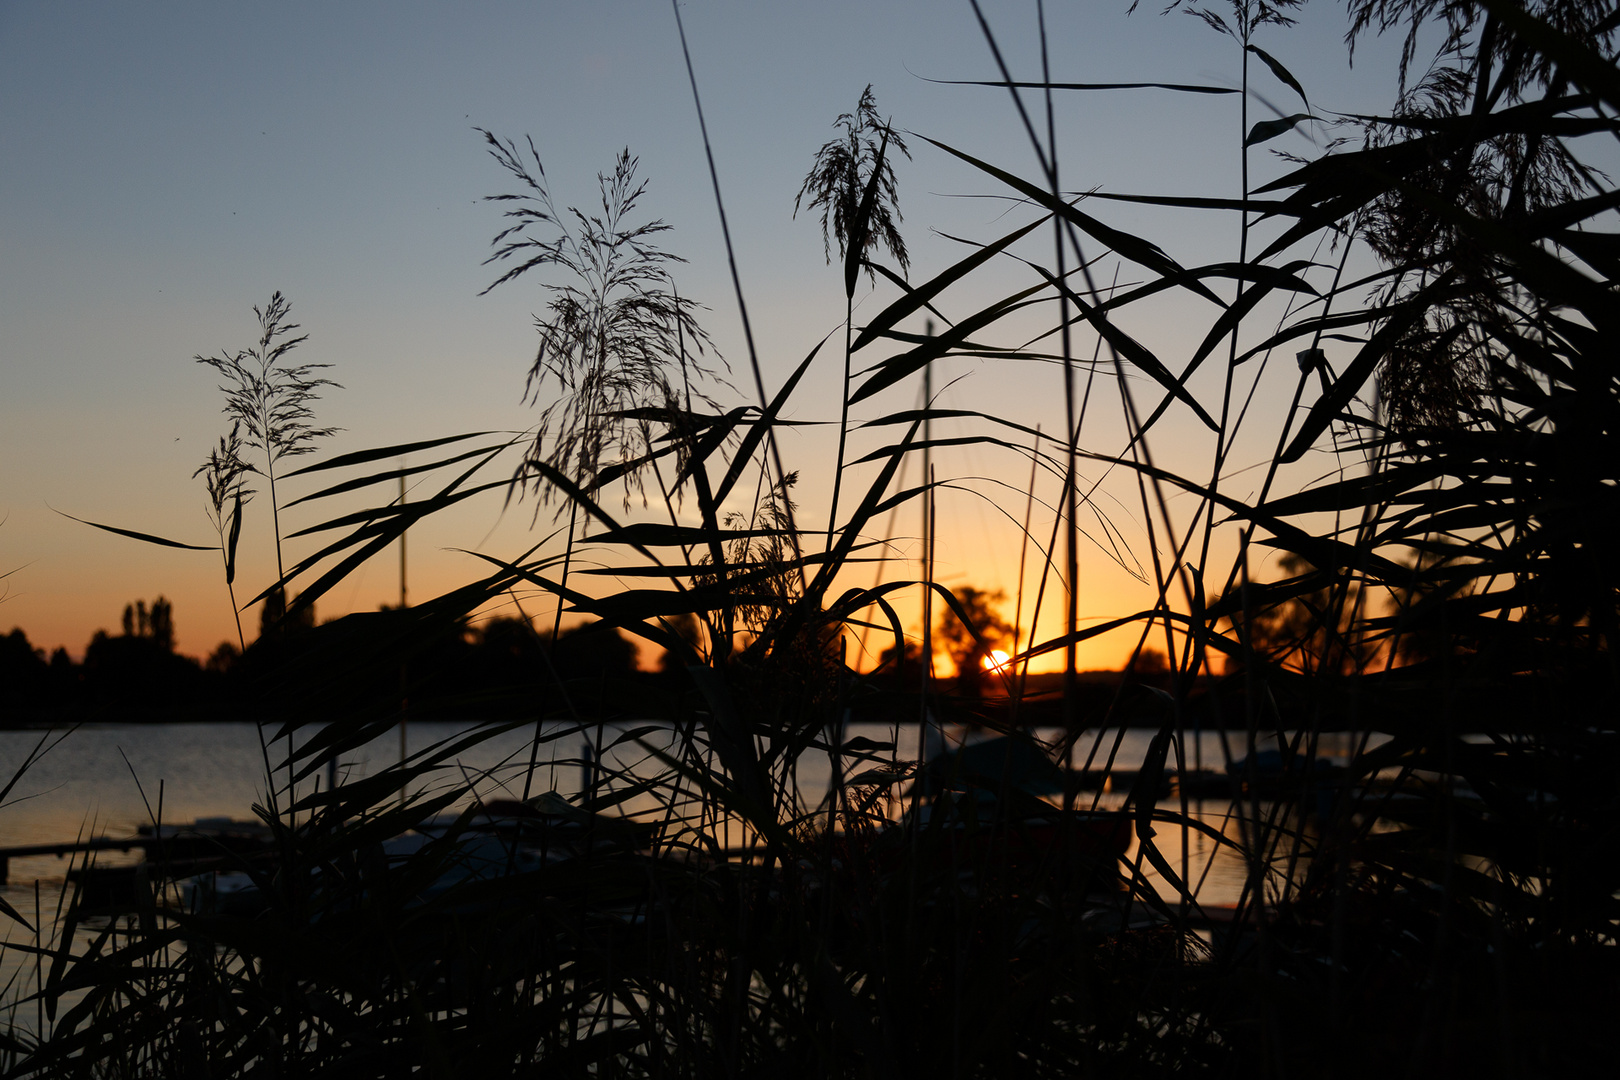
[52,508,215,551]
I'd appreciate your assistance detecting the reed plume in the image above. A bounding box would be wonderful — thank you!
[195,291,339,585]
[479,132,723,509]
[795,85,911,545]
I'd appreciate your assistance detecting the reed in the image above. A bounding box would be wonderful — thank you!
[195,291,340,588]
[5,1,1617,1074]
[194,425,255,653]
[794,85,912,551]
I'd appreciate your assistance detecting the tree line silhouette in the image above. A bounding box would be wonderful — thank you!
[0,597,649,722]
[3,579,1216,728]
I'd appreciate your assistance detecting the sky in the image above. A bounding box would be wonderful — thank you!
[0,0,1428,671]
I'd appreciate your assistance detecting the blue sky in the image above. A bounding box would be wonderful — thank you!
[0,1,1423,666]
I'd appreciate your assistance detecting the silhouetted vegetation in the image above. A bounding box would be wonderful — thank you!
[1,603,651,725]
[936,585,1016,696]
[196,290,339,590]
[0,629,54,712]
[5,1,1618,1075]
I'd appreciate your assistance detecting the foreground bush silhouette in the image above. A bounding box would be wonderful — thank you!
[6,1,1618,1075]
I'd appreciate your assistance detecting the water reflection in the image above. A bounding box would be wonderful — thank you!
[0,720,1371,910]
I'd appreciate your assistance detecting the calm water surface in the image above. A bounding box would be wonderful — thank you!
[0,720,1373,912]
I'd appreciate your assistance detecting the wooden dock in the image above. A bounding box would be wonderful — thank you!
[0,820,274,886]
[0,837,147,885]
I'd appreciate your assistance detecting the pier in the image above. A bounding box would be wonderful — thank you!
[0,837,146,886]
[0,819,274,886]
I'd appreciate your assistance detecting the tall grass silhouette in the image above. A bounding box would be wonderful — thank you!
[6,0,1618,1074]
[195,291,340,588]
[194,425,255,652]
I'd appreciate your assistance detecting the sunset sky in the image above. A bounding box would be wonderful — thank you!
[0,1,1422,671]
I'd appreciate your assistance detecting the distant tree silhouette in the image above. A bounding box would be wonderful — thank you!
[469,616,540,687]
[258,587,315,641]
[206,641,241,674]
[47,646,78,701]
[150,598,174,651]
[1,627,51,709]
[119,597,175,652]
[83,601,204,712]
[469,617,638,687]
[553,622,639,681]
[656,611,705,672]
[874,638,924,683]
[936,586,1014,696]
[1133,647,1169,675]
[1221,554,1376,675]
[1387,542,1475,665]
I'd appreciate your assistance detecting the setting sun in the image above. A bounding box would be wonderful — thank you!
[981,649,1011,673]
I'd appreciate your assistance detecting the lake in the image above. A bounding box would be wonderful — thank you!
[0,718,1374,917]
